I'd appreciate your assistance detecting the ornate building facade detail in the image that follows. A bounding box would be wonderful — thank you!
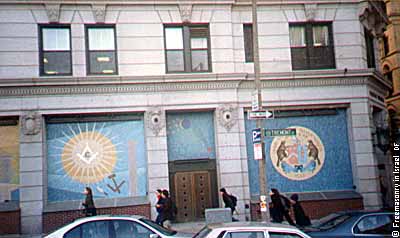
[21,112,41,136]
[92,4,107,23]
[45,4,61,23]
[217,104,238,132]
[146,108,166,136]
[179,4,192,23]
[305,4,318,21]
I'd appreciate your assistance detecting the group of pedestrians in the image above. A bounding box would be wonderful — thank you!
[155,189,177,229]
[270,188,311,227]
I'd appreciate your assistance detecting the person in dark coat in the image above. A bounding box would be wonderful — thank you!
[220,188,238,221]
[155,189,164,225]
[160,190,173,229]
[82,187,97,217]
[290,194,311,227]
[269,188,295,226]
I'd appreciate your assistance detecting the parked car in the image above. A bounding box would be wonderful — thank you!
[193,222,312,238]
[44,215,193,238]
[304,210,394,238]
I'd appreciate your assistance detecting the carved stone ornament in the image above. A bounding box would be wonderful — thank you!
[92,4,107,23]
[217,104,238,132]
[146,108,165,136]
[179,4,192,23]
[22,112,41,136]
[305,4,318,21]
[45,4,60,23]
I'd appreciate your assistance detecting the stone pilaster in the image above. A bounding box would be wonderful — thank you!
[19,112,44,234]
[216,105,250,221]
[145,108,169,220]
[350,101,382,209]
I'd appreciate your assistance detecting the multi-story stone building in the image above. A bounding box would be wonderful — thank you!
[383,1,400,134]
[0,0,391,235]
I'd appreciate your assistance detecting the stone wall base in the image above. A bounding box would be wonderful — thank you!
[43,204,151,234]
[250,198,363,221]
[0,209,20,235]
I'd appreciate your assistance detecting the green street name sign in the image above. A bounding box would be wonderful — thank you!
[264,128,296,137]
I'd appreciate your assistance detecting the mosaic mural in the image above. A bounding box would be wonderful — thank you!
[245,109,354,195]
[47,120,147,202]
[270,126,325,181]
[0,123,19,202]
[167,112,216,161]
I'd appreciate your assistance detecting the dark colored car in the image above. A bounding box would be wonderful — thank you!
[304,211,394,238]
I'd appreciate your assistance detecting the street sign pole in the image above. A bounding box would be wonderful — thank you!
[252,0,270,222]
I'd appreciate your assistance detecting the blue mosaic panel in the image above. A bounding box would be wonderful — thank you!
[167,112,216,161]
[245,109,354,195]
[46,119,147,202]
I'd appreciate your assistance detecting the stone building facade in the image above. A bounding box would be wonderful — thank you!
[0,0,391,235]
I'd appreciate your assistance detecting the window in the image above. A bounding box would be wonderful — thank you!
[364,28,376,68]
[354,214,393,235]
[224,231,265,238]
[64,226,80,238]
[164,25,211,73]
[289,22,335,70]
[39,25,72,76]
[243,24,254,62]
[383,35,389,56]
[86,25,117,75]
[268,232,304,238]
[81,221,110,238]
[112,220,154,238]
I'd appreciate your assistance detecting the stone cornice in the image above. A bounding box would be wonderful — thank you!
[0,0,360,5]
[0,70,391,97]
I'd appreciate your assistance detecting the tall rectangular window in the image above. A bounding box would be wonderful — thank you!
[86,25,117,75]
[364,28,376,68]
[39,25,72,76]
[243,24,254,62]
[164,25,211,73]
[289,22,335,70]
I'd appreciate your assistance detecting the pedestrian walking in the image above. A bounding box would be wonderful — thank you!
[160,190,175,229]
[155,189,164,225]
[269,188,295,226]
[290,194,311,227]
[82,187,97,217]
[220,188,238,221]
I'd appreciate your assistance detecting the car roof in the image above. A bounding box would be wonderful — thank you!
[334,210,393,216]
[206,222,296,230]
[74,214,145,223]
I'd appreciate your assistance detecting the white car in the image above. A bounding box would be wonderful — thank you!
[194,222,312,238]
[44,215,193,238]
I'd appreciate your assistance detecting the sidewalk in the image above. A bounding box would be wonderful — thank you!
[171,221,206,234]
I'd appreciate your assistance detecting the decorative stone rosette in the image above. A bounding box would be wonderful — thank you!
[21,112,41,135]
[217,104,238,132]
[146,108,166,136]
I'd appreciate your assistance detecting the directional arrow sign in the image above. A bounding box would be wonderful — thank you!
[247,110,274,120]
[264,128,296,137]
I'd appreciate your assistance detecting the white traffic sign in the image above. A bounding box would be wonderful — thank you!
[253,143,263,160]
[247,110,274,120]
[252,91,259,111]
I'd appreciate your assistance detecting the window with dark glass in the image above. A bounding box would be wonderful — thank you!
[289,22,335,70]
[353,214,393,235]
[86,25,117,75]
[243,24,254,62]
[364,28,376,68]
[164,25,211,73]
[39,25,72,76]
[383,34,389,56]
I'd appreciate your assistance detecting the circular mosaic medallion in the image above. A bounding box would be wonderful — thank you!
[270,126,325,181]
[61,131,117,184]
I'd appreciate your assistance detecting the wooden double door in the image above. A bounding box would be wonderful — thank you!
[169,159,218,222]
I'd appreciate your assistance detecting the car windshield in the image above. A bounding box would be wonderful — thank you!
[139,218,177,236]
[193,227,212,238]
[312,213,352,231]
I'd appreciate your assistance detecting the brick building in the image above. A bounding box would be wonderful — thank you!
[0,0,391,235]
